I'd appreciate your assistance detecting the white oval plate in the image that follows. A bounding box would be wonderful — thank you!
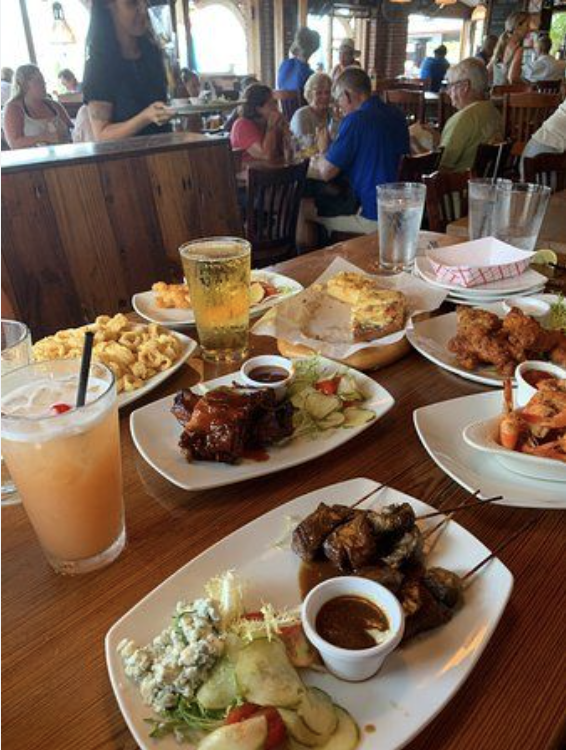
[132,271,304,328]
[414,391,566,507]
[118,332,197,409]
[445,285,547,306]
[415,256,547,296]
[463,415,566,483]
[407,294,559,387]
[130,357,394,491]
[106,477,513,750]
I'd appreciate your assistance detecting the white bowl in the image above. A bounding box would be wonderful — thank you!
[240,355,294,399]
[301,576,405,682]
[501,296,550,321]
[515,360,566,408]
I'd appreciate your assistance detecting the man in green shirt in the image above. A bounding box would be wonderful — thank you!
[440,58,504,172]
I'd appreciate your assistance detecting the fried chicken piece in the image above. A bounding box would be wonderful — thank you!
[455,306,502,336]
[502,307,566,361]
[447,307,513,372]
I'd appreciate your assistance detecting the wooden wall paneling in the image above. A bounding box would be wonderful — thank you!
[96,156,171,289]
[1,171,84,338]
[43,164,130,322]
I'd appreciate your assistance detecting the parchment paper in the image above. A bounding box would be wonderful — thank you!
[252,258,449,359]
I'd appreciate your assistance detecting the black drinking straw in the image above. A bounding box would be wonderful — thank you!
[76,331,95,408]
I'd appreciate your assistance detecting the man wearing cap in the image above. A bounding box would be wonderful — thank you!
[419,45,450,92]
[277,27,321,94]
[331,38,361,82]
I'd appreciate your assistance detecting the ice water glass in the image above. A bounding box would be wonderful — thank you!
[2,359,125,575]
[468,178,511,239]
[493,182,552,251]
[377,183,426,273]
[180,237,251,362]
[1,320,32,506]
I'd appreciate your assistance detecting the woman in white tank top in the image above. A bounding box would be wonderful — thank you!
[3,64,72,149]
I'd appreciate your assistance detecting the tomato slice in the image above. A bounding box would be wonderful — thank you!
[51,403,72,414]
[261,282,279,298]
[257,707,287,750]
[315,376,341,396]
[243,611,264,621]
[225,703,260,725]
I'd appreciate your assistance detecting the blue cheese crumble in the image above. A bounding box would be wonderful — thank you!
[118,597,224,713]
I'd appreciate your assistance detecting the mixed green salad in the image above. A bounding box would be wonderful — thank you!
[548,294,566,333]
[119,571,359,750]
[289,358,375,438]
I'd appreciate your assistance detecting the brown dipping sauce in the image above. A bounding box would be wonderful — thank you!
[522,370,556,388]
[248,366,289,383]
[300,560,343,600]
[315,595,389,650]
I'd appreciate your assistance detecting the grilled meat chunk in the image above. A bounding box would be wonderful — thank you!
[401,578,454,642]
[354,564,404,593]
[174,386,293,464]
[367,502,416,538]
[291,503,355,562]
[323,513,378,571]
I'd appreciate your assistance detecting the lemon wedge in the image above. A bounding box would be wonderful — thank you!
[249,282,265,305]
[531,249,557,266]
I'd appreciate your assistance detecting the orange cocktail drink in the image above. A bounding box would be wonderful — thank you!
[1,359,124,574]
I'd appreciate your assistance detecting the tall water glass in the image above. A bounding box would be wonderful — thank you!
[1,320,32,506]
[180,237,251,362]
[377,183,426,273]
[493,182,552,251]
[468,178,512,239]
[2,359,125,575]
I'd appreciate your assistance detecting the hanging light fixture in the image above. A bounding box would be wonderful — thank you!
[51,2,76,45]
[471,3,487,22]
[435,0,457,6]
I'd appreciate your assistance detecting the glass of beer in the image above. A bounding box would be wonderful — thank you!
[180,237,252,362]
[1,359,125,575]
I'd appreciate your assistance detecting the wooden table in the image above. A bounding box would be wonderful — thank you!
[2,232,565,750]
[446,190,566,254]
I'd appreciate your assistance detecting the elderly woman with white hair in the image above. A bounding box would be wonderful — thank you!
[290,72,340,152]
[439,57,503,172]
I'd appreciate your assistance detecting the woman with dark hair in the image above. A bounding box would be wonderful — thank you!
[83,0,173,141]
[229,83,288,161]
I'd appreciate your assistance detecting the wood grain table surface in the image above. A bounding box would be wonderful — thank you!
[2,231,565,750]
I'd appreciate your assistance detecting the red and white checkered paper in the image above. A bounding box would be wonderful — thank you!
[428,257,531,288]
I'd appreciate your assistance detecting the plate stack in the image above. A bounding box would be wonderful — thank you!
[415,238,547,306]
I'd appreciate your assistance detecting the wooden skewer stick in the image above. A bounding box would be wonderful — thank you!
[349,465,413,509]
[422,490,480,554]
[462,516,540,585]
[417,493,502,520]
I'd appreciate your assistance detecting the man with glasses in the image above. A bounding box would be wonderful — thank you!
[309,67,409,235]
[440,58,503,172]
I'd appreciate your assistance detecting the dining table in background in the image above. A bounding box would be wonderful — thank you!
[2,230,566,750]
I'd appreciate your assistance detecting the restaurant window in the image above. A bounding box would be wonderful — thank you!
[406,14,464,78]
[307,13,354,73]
[190,1,248,74]
[550,11,566,54]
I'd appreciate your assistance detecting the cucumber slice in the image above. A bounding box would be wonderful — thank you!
[343,407,375,428]
[319,412,346,430]
[278,709,329,747]
[235,638,304,708]
[197,658,238,710]
[198,714,268,750]
[298,689,338,738]
[305,393,341,420]
[317,707,360,750]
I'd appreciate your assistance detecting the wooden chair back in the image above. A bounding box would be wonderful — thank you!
[437,91,456,129]
[531,80,562,95]
[491,83,532,96]
[423,170,470,234]
[472,140,513,179]
[245,159,309,267]
[503,92,561,155]
[273,90,302,122]
[523,152,566,193]
[398,149,443,182]
[384,89,425,124]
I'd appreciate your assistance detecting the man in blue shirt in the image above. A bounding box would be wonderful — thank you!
[419,45,450,92]
[312,67,410,234]
[277,27,320,93]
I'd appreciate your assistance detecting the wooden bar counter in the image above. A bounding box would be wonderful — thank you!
[1,133,242,339]
[2,233,565,750]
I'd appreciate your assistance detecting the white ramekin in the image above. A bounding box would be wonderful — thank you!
[240,355,294,399]
[301,576,405,682]
[515,360,566,408]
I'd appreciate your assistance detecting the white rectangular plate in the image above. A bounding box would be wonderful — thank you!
[414,391,566,508]
[132,271,304,328]
[106,477,514,750]
[129,358,394,490]
[407,294,558,387]
[118,332,197,409]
